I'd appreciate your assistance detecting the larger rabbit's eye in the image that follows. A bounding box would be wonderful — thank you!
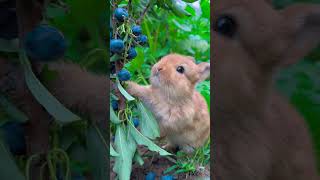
[214,15,237,37]
[176,66,184,74]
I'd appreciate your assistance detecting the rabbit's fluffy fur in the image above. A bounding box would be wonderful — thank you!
[126,54,210,152]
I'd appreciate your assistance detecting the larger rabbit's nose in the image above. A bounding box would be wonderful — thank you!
[157,67,163,72]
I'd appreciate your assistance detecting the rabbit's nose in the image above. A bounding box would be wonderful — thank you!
[157,67,163,72]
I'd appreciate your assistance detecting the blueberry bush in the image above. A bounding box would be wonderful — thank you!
[109,0,210,179]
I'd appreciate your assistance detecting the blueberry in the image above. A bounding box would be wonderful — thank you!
[127,47,137,60]
[23,25,66,61]
[112,136,115,142]
[137,35,148,46]
[1,122,26,155]
[133,118,139,127]
[117,69,131,81]
[111,100,118,111]
[72,174,86,180]
[161,175,174,180]
[110,39,125,54]
[145,172,156,180]
[114,8,128,22]
[132,25,142,36]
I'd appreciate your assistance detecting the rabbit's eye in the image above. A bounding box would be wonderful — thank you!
[214,15,237,37]
[176,66,184,74]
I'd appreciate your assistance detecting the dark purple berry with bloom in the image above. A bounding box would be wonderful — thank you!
[110,39,125,54]
[127,47,137,60]
[117,69,131,81]
[132,25,142,36]
[114,8,128,22]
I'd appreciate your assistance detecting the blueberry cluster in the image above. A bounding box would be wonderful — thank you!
[110,8,148,82]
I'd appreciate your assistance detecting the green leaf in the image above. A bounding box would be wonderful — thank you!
[19,50,81,124]
[0,138,25,180]
[168,0,191,17]
[117,80,135,101]
[181,0,198,3]
[164,165,178,174]
[0,39,19,52]
[86,125,108,180]
[110,143,119,157]
[0,95,28,123]
[110,105,121,124]
[137,101,160,139]
[128,121,172,156]
[113,125,137,180]
[133,150,144,166]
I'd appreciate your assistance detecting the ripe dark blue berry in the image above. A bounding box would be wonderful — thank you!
[110,39,125,54]
[72,174,86,180]
[133,118,139,127]
[145,172,156,180]
[114,8,128,22]
[111,100,119,110]
[137,35,148,46]
[112,136,115,142]
[127,47,137,59]
[132,25,142,36]
[23,25,66,61]
[161,175,174,180]
[1,122,26,155]
[117,69,131,81]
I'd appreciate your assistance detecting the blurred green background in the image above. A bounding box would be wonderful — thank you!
[273,0,320,170]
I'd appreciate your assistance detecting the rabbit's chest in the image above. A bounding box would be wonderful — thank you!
[151,100,195,127]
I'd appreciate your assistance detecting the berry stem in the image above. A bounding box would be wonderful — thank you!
[137,0,154,25]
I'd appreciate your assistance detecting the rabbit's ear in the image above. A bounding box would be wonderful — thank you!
[279,4,320,66]
[197,62,210,83]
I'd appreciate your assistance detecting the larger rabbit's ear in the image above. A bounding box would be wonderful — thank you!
[197,62,210,83]
[279,4,320,66]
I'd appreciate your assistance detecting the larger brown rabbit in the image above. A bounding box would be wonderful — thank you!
[212,0,320,179]
[126,54,210,152]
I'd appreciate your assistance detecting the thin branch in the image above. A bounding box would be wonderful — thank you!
[137,0,153,25]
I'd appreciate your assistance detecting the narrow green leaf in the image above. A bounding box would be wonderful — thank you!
[110,105,121,124]
[19,50,81,124]
[110,143,119,157]
[0,95,28,123]
[86,125,108,180]
[137,101,160,139]
[128,121,172,156]
[117,80,135,101]
[113,125,136,180]
[168,0,191,17]
[164,165,178,174]
[111,93,119,100]
[133,150,144,166]
[0,138,25,180]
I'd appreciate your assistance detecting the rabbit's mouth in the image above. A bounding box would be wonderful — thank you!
[150,73,161,87]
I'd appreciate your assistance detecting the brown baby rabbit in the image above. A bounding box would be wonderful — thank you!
[212,0,320,179]
[126,54,210,152]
